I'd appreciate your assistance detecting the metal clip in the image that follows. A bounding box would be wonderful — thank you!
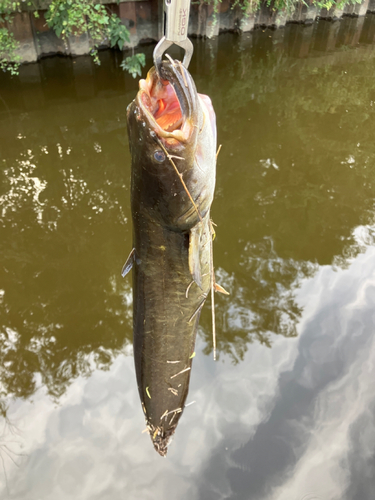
[153,0,193,76]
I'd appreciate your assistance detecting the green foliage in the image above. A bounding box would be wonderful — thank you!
[0,0,39,19]
[108,13,130,50]
[231,0,260,14]
[0,26,21,75]
[0,0,21,74]
[0,0,144,75]
[0,0,14,21]
[120,53,146,79]
[311,0,361,9]
[45,0,112,64]
[44,1,141,68]
[218,0,362,16]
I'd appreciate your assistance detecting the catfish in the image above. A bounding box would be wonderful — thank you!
[123,60,222,456]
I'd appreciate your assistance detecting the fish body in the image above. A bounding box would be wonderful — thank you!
[125,61,216,456]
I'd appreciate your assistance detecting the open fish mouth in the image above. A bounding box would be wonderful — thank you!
[137,61,195,145]
[136,60,216,149]
[139,70,183,132]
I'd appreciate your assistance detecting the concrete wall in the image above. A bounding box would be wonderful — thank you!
[4,0,375,63]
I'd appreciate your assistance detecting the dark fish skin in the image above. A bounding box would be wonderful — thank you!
[126,61,216,456]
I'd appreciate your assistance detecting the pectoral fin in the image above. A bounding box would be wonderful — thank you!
[214,283,230,295]
[121,248,136,277]
[189,225,202,289]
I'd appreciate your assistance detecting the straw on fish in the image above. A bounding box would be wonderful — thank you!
[156,138,203,223]
[170,367,191,379]
[210,224,216,360]
[185,401,196,408]
[185,280,194,298]
[165,53,176,67]
[188,296,206,323]
[178,60,189,88]
[165,407,182,416]
[160,409,169,421]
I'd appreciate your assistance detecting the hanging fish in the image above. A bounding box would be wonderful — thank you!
[123,59,226,456]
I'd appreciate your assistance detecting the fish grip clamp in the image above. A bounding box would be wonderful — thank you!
[153,0,193,79]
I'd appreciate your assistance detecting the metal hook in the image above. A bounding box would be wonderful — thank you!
[153,37,193,77]
[153,0,193,78]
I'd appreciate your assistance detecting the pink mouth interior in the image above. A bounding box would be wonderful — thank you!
[139,77,183,133]
[153,84,183,132]
[138,69,216,143]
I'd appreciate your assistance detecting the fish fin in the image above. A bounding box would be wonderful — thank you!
[214,283,230,295]
[121,248,136,277]
[188,225,202,289]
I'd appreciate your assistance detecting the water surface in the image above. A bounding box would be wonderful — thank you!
[1,16,375,500]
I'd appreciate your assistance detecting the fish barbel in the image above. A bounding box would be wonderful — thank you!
[124,60,217,456]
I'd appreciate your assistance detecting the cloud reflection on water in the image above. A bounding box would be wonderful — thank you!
[2,248,375,499]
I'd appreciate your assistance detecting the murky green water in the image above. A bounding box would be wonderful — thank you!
[1,16,375,499]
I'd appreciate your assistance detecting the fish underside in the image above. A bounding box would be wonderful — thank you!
[124,59,217,456]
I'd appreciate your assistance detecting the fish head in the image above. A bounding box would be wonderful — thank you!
[127,60,216,231]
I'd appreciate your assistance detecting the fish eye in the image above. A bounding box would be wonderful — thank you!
[154,150,165,162]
